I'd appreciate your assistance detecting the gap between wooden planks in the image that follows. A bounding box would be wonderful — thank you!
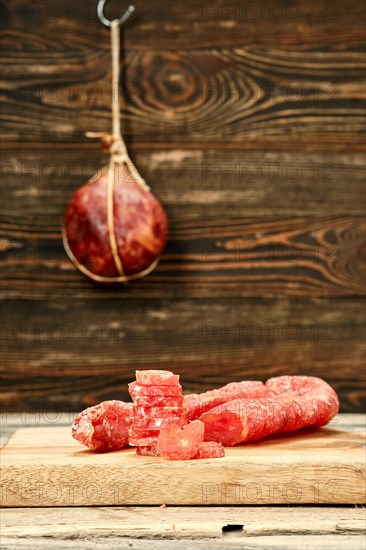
[1,505,365,539]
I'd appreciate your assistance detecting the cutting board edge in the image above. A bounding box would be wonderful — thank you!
[1,460,365,507]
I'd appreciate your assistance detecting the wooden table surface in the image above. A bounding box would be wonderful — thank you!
[1,413,365,550]
[1,0,365,414]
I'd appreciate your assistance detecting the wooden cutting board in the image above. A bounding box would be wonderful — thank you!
[1,426,365,506]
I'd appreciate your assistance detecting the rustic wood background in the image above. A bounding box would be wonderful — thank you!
[1,0,365,413]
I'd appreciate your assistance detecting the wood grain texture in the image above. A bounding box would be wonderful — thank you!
[1,214,365,298]
[1,299,365,411]
[1,425,365,506]
[1,22,365,150]
[2,535,366,550]
[1,416,364,550]
[1,147,365,298]
[1,504,365,539]
[2,148,365,216]
[0,1,365,149]
[0,0,365,412]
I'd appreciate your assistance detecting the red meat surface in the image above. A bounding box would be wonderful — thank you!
[71,374,340,458]
[200,376,339,446]
[64,166,168,278]
[156,420,205,460]
[132,394,184,408]
[193,441,225,459]
[135,370,180,386]
[133,405,188,419]
[184,380,273,420]
[133,416,187,431]
[72,400,133,451]
[129,434,160,446]
[129,382,182,397]
[265,375,340,427]
[136,445,159,456]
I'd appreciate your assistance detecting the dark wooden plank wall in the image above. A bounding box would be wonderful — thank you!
[1,0,365,413]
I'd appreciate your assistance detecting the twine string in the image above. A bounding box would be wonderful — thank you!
[87,21,149,188]
[107,20,125,277]
[65,18,160,283]
[89,20,149,279]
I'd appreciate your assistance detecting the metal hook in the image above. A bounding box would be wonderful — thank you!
[97,1,135,27]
